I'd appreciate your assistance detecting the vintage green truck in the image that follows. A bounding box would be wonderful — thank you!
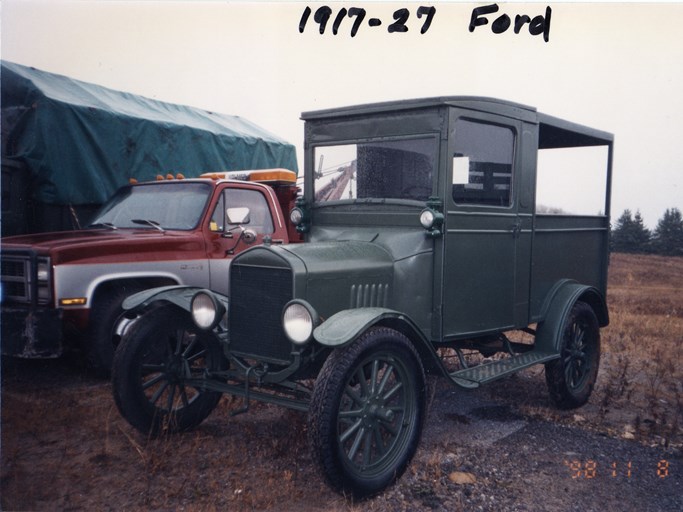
[112,97,613,497]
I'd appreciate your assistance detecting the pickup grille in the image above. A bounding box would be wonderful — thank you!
[1,252,51,305]
[229,264,293,363]
[1,255,30,302]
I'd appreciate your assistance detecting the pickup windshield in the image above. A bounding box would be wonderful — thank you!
[89,182,212,230]
[313,137,436,203]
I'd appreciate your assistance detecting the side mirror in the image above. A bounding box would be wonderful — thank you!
[242,229,257,245]
[226,207,250,225]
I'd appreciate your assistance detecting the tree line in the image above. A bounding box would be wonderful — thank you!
[610,207,683,256]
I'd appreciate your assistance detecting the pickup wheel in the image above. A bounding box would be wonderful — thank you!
[545,301,601,409]
[111,305,225,436]
[86,284,144,376]
[308,327,426,498]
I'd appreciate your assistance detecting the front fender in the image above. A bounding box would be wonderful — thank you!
[121,285,229,314]
[314,308,401,347]
[314,307,449,377]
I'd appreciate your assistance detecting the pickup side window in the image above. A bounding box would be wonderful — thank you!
[211,189,274,234]
[452,119,514,207]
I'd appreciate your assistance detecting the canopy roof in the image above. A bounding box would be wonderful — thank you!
[1,61,298,205]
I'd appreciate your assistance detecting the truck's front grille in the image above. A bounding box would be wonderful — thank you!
[1,256,30,302]
[229,264,293,363]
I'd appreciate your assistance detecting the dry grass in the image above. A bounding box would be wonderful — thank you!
[598,253,683,446]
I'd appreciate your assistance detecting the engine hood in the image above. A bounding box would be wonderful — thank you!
[232,240,395,315]
[234,240,393,277]
[1,229,203,265]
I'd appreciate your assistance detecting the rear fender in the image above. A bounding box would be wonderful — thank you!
[535,280,608,354]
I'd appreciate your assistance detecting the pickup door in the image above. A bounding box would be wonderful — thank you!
[206,184,284,295]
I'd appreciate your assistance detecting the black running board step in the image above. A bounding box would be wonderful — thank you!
[449,351,558,389]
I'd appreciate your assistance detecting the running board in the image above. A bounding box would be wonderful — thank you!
[449,351,559,389]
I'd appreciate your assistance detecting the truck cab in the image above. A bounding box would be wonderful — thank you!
[112,97,613,497]
[291,97,611,359]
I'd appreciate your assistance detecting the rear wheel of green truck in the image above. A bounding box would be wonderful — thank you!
[308,327,426,498]
[111,304,225,436]
[545,301,601,409]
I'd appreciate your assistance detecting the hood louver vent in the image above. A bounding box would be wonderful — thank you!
[349,283,389,308]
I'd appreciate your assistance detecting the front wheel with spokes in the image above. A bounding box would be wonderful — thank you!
[308,327,426,498]
[545,301,601,409]
[112,304,225,436]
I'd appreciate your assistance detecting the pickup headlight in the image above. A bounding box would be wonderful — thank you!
[36,258,51,303]
[282,300,319,345]
[37,261,50,282]
[191,291,226,330]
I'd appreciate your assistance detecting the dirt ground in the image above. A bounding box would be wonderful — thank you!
[2,253,682,511]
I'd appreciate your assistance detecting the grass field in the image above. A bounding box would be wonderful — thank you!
[597,252,683,446]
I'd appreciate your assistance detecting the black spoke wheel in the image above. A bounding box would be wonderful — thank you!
[545,301,600,409]
[112,304,225,436]
[309,327,426,498]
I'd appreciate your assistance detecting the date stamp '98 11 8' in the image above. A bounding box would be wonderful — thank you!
[564,460,672,479]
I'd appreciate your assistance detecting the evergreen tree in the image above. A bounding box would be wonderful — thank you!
[611,209,651,253]
[652,208,683,256]
[632,210,652,250]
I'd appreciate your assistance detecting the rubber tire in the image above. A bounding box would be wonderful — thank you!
[308,327,426,498]
[545,301,601,409]
[86,284,143,377]
[112,304,225,436]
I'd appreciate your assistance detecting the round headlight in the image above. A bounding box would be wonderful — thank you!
[420,209,436,229]
[282,300,318,345]
[290,207,304,226]
[191,291,225,330]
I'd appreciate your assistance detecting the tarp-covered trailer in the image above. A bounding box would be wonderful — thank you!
[1,61,298,236]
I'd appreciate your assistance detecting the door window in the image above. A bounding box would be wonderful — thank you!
[452,120,515,207]
[210,189,274,234]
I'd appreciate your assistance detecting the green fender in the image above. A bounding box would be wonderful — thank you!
[534,280,608,354]
[121,285,229,314]
[313,307,449,377]
[314,308,404,346]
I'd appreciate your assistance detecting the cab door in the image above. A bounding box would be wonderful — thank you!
[440,112,532,339]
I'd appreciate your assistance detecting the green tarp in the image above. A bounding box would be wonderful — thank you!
[1,61,298,205]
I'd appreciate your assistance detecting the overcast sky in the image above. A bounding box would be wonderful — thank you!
[2,1,682,227]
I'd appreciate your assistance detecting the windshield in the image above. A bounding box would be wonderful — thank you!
[89,182,212,230]
[313,137,436,203]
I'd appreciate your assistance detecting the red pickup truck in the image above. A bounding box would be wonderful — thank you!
[1,169,301,373]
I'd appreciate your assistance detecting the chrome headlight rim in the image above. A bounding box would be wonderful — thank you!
[419,208,437,229]
[289,207,305,226]
[282,299,319,345]
[191,290,226,330]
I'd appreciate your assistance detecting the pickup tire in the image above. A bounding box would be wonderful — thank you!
[545,301,601,409]
[308,327,426,498]
[86,284,144,376]
[111,304,225,436]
